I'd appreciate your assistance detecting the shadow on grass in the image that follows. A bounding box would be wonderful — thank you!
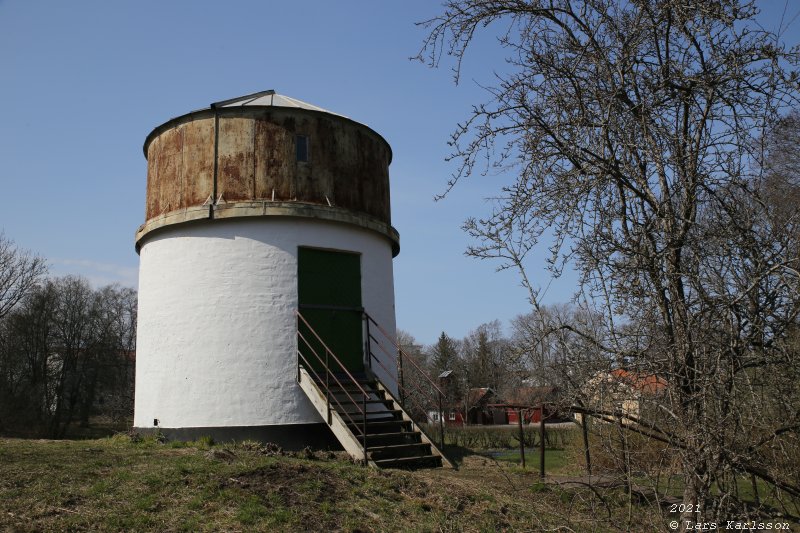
[441,445,480,467]
[0,420,131,441]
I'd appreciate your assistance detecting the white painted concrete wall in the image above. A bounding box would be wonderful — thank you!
[133,217,398,429]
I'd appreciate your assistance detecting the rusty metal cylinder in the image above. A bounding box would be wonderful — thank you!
[136,91,398,254]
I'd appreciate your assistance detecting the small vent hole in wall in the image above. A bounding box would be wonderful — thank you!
[153,419,159,426]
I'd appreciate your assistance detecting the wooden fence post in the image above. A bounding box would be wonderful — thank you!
[518,408,525,469]
[581,413,592,475]
[539,403,546,479]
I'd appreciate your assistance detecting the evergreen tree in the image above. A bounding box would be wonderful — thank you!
[431,332,458,374]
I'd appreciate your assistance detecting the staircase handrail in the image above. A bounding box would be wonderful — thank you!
[296,310,370,460]
[364,312,447,449]
[296,331,367,434]
[369,335,444,406]
[364,313,446,398]
[367,330,442,408]
[366,337,444,430]
[366,335,436,402]
[295,309,451,468]
[296,310,369,398]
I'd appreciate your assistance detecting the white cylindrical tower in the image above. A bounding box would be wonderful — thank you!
[133,90,399,446]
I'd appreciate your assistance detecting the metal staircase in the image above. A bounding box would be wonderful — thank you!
[296,310,452,469]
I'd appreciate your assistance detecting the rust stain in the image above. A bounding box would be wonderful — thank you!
[255,120,292,201]
[183,119,214,207]
[218,117,255,202]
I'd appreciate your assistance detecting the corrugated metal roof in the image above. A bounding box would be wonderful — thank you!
[209,89,347,118]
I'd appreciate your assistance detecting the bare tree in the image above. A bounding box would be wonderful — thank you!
[511,304,598,387]
[397,329,426,365]
[0,277,137,437]
[48,276,94,437]
[461,320,514,392]
[0,233,47,320]
[94,285,137,423]
[77,284,137,426]
[394,329,439,422]
[0,280,57,431]
[419,0,800,525]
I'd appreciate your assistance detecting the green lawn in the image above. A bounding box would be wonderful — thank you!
[485,447,572,472]
[652,474,794,512]
[435,424,583,475]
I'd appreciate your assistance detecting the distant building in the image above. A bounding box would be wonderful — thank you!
[428,385,568,426]
[579,369,667,425]
[495,386,564,424]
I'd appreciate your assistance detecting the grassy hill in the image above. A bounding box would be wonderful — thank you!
[0,435,663,532]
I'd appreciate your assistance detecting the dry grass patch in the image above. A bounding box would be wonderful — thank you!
[0,435,666,532]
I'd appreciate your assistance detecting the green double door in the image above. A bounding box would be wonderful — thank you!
[297,248,364,373]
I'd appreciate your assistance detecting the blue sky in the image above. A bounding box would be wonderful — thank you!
[1,1,798,345]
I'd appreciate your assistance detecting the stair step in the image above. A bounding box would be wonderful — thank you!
[369,442,433,460]
[326,389,383,400]
[325,385,379,394]
[364,431,422,445]
[347,419,412,434]
[320,378,373,386]
[332,371,369,381]
[335,408,403,418]
[337,415,399,427]
[330,396,388,406]
[297,364,447,469]
[347,415,404,425]
[368,442,431,452]
[326,387,384,398]
[353,428,425,442]
[372,454,443,469]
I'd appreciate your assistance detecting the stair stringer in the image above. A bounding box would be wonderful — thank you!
[367,371,455,469]
[297,366,377,467]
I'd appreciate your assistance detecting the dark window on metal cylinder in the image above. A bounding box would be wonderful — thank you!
[296,135,310,162]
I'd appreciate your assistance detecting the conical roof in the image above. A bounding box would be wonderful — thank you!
[209,89,346,117]
[144,89,386,158]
